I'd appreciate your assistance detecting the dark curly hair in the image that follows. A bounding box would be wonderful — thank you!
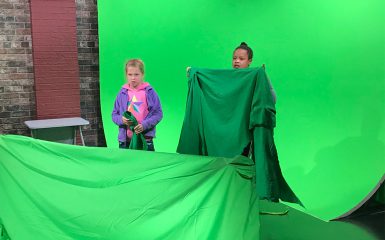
[234,42,253,60]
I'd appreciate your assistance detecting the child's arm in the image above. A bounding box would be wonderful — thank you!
[142,89,163,131]
[112,95,125,127]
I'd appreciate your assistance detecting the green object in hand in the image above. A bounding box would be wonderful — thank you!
[123,111,148,150]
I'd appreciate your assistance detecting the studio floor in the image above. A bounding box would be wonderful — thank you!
[260,201,385,240]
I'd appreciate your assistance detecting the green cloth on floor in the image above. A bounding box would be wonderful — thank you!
[0,135,259,240]
[123,111,148,150]
[177,67,301,204]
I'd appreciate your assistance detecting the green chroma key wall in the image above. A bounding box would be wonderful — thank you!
[98,0,384,220]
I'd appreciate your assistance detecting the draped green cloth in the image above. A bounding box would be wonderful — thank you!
[123,111,148,150]
[177,67,301,204]
[0,135,259,240]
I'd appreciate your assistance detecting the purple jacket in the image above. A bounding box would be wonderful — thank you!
[112,84,163,142]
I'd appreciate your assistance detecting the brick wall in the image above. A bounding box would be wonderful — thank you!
[76,0,105,146]
[0,0,105,146]
[0,0,35,135]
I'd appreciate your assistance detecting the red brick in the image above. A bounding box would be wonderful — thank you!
[30,0,81,120]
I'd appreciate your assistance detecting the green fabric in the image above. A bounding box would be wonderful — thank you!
[123,111,148,150]
[0,135,259,240]
[177,67,301,204]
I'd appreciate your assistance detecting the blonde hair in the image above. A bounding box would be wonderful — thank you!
[125,59,145,74]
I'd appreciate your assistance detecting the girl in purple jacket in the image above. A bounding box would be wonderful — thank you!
[112,59,163,151]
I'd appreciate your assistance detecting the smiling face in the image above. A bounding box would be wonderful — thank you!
[232,49,252,68]
[126,66,144,89]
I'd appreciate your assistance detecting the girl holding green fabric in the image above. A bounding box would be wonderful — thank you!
[180,43,302,205]
[185,42,277,156]
[112,59,163,151]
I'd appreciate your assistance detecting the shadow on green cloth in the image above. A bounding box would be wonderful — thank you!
[0,222,10,240]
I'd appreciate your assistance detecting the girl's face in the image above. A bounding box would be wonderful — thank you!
[232,49,252,68]
[126,66,144,89]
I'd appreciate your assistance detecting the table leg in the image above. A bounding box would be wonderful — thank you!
[79,126,85,146]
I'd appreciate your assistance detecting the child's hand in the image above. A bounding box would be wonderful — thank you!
[122,116,133,126]
[134,124,144,134]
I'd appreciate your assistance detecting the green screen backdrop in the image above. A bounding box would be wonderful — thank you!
[98,0,384,220]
